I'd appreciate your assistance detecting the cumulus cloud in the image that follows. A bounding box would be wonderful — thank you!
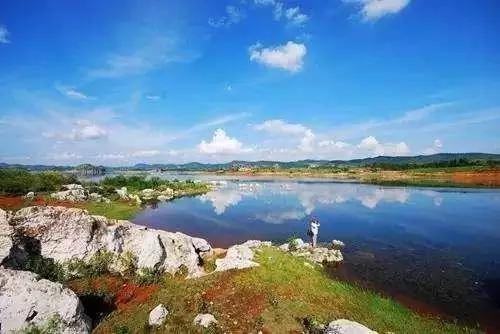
[249,41,306,73]
[56,85,92,100]
[43,120,108,141]
[198,129,250,155]
[422,138,443,155]
[346,0,410,21]
[357,136,410,156]
[0,25,9,44]
[209,5,245,28]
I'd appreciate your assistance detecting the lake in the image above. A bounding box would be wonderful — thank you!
[133,174,500,329]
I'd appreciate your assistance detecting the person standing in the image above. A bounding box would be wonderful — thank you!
[308,218,320,248]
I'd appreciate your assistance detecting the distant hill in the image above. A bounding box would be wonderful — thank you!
[1,153,499,171]
[129,153,500,171]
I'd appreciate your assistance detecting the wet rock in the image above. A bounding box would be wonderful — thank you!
[324,319,377,334]
[193,313,217,328]
[148,304,168,326]
[0,209,13,263]
[0,267,91,333]
[331,240,345,249]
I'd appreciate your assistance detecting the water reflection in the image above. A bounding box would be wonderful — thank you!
[198,181,423,222]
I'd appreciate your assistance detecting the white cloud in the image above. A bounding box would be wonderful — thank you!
[422,138,443,155]
[285,7,309,26]
[0,25,10,44]
[358,136,410,156]
[346,0,411,21]
[56,85,91,100]
[145,95,161,101]
[43,120,108,141]
[254,119,309,135]
[198,129,250,155]
[249,41,306,73]
[208,5,245,28]
[89,36,198,78]
[131,150,161,157]
[254,1,309,26]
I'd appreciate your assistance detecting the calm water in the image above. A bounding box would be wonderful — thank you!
[132,175,500,327]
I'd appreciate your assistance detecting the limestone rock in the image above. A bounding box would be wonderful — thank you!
[324,319,377,334]
[0,267,91,333]
[193,313,217,328]
[8,206,210,277]
[24,192,35,200]
[0,209,14,263]
[50,184,87,202]
[148,304,168,326]
[214,240,272,272]
[292,246,343,263]
[331,240,345,249]
[140,188,156,200]
[116,187,129,200]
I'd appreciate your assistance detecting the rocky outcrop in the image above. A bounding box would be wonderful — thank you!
[193,313,217,328]
[50,184,88,202]
[0,209,13,264]
[0,267,91,333]
[148,304,168,326]
[279,238,343,264]
[215,240,271,272]
[292,247,343,264]
[7,206,211,277]
[324,319,377,334]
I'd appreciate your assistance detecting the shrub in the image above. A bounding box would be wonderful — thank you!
[135,267,161,285]
[22,255,66,282]
[0,169,78,195]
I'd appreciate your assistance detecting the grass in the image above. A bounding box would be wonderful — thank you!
[89,247,479,334]
[84,200,141,220]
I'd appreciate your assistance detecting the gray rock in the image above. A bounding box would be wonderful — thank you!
[148,304,168,326]
[331,240,345,249]
[193,313,217,328]
[50,184,87,202]
[116,187,129,200]
[8,206,210,277]
[215,242,261,272]
[324,319,377,334]
[0,267,91,333]
[291,247,343,264]
[140,188,156,200]
[0,209,13,264]
[24,192,35,200]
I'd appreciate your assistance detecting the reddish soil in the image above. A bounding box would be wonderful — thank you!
[67,275,158,311]
[452,170,500,187]
[0,195,83,211]
[203,272,267,333]
[115,282,159,311]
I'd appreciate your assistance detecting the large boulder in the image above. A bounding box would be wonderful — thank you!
[148,304,168,326]
[8,206,211,277]
[50,184,87,202]
[0,267,91,333]
[215,240,270,272]
[0,209,13,264]
[193,313,217,328]
[324,319,377,334]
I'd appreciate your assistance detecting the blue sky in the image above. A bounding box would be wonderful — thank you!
[0,0,499,165]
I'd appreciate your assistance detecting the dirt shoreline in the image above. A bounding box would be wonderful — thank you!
[211,169,500,188]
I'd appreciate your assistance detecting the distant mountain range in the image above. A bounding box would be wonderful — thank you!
[1,153,498,172]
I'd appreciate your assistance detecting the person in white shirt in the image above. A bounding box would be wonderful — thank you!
[308,219,320,248]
